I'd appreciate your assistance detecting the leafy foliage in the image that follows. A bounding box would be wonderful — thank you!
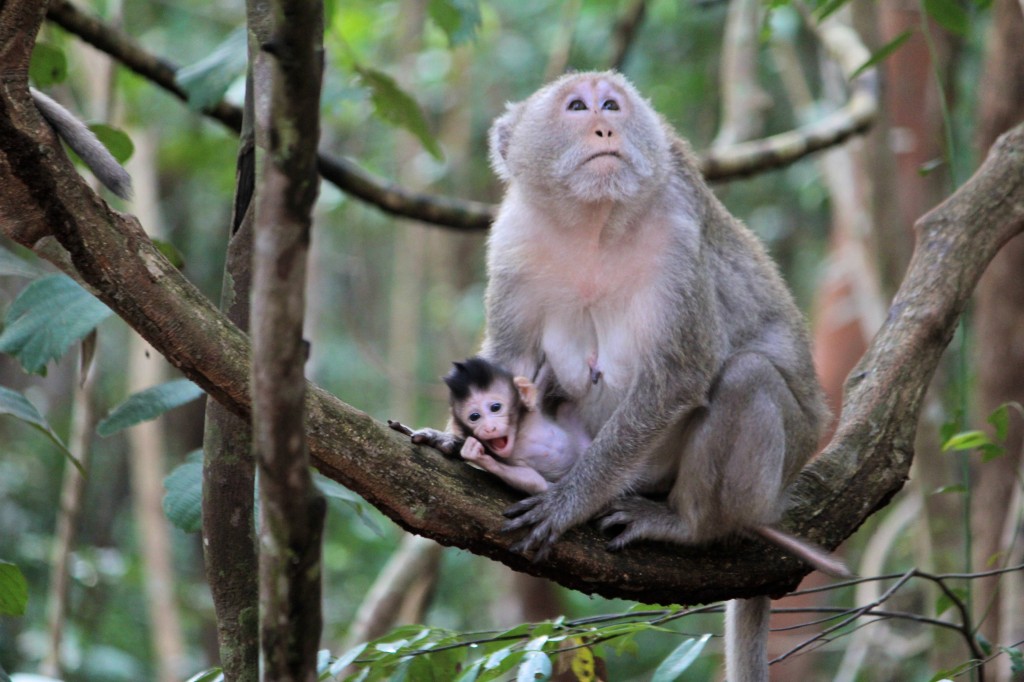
[0,385,79,470]
[0,561,28,617]
[29,41,68,87]
[176,27,248,111]
[88,123,136,165]
[650,634,712,682]
[163,451,204,534]
[428,0,482,46]
[353,65,444,161]
[97,378,205,437]
[0,274,112,375]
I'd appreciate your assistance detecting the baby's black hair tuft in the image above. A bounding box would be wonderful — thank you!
[443,356,513,403]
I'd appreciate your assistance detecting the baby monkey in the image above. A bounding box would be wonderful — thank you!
[444,357,590,495]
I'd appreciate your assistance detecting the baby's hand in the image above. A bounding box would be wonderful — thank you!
[460,437,489,463]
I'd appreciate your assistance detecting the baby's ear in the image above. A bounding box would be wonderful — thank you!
[513,376,538,411]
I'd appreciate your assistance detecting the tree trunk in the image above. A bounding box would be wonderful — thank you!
[249,1,326,679]
[970,2,1024,680]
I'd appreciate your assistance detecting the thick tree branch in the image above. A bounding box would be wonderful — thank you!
[45,1,874,220]
[4,0,1023,607]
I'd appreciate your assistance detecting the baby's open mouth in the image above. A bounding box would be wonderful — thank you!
[487,436,509,452]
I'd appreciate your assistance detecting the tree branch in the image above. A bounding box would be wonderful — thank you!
[4,0,1023,607]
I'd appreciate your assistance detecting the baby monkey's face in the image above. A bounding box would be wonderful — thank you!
[457,386,519,458]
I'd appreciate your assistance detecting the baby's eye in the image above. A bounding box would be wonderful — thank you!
[489,402,503,413]
[468,412,481,422]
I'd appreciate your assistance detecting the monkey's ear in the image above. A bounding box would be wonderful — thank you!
[513,376,538,411]
[488,102,521,181]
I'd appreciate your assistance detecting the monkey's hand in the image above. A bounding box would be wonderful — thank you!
[392,423,463,457]
[459,437,490,464]
[502,487,587,562]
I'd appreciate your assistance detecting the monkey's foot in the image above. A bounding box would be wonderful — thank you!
[599,496,693,551]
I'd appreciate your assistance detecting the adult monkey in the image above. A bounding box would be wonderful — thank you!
[414,71,829,681]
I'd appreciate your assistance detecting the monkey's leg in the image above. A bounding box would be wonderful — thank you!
[671,351,795,537]
[601,352,798,549]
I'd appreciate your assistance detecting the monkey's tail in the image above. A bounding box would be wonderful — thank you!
[725,597,770,682]
[31,88,133,200]
[754,525,851,578]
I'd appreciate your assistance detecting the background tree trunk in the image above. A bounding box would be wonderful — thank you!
[970,1,1024,680]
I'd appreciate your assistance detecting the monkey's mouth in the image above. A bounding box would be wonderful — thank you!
[584,151,622,164]
[486,436,510,454]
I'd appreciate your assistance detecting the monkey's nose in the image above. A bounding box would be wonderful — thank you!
[594,128,614,138]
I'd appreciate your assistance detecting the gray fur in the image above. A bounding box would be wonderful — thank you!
[481,72,833,681]
[31,88,132,199]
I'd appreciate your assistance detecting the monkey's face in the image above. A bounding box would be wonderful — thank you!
[488,71,671,203]
[456,388,518,458]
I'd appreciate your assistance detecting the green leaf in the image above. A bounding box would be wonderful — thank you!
[850,29,913,79]
[0,560,28,616]
[355,65,443,160]
[184,667,224,682]
[0,274,113,374]
[88,124,135,165]
[153,239,186,269]
[326,643,367,677]
[941,430,992,452]
[176,28,248,111]
[0,244,47,279]
[97,378,205,437]
[30,42,68,87]
[934,587,968,617]
[812,0,851,22]
[988,404,1010,441]
[939,418,960,446]
[923,0,969,34]
[314,471,383,535]
[980,443,1005,462]
[651,634,712,682]
[163,451,204,533]
[1005,645,1024,674]
[516,650,551,682]
[0,385,80,471]
[454,659,483,682]
[932,484,967,495]
[428,0,482,46]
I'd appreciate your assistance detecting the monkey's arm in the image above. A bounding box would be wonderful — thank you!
[388,420,465,457]
[503,359,710,560]
[461,438,549,495]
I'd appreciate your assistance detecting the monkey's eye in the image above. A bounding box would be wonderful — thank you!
[602,99,620,111]
[489,402,503,413]
[468,412,481,423]
[567,99,587,111]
